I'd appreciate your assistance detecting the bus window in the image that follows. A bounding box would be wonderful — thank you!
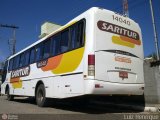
[70,25,77,50]
[61,29,69,53]
[19,53,25,67]
[43,39,51,59]
[15,55,20,69]
[12,58,16,70]
[24,50,30,66]
[35,44,43,61]
[51,34,61,56]
[30,48,35,64]
[77,21,84,47]
[9,59,13,71]
[2,60,8,83]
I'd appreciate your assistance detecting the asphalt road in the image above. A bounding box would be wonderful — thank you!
[0,95,157,120]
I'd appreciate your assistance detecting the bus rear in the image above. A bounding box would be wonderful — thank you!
[87,8,144,95]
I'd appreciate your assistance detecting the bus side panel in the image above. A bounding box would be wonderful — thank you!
[23,80,36,96]
[62,74,84,93]
[22,73,85,98]
[52,74,84,98]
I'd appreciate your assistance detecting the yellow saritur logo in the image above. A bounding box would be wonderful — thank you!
[97,20,141,48]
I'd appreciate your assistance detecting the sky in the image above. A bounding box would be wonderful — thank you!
[0,0,160,63]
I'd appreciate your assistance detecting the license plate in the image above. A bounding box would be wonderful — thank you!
[119,71,128,78]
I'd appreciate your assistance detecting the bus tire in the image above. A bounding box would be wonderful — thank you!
[36,84,48,107]
[6,88,14,101]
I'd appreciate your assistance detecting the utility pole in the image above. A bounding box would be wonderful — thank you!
[123,0,129,17]
[0,24,19,55]
[149,0,160,60]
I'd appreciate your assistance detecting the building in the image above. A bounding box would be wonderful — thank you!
[39,22,61,39]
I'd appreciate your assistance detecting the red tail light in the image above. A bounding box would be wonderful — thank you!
[88,54,95,65]
[88,54,95,76]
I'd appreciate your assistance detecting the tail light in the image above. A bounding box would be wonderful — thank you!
[88,54,95,76]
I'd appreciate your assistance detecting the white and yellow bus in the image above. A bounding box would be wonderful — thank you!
[1,7,144,107]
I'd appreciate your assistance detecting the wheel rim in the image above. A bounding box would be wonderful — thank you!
[38,89,44,102]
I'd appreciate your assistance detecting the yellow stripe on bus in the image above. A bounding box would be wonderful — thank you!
[52,47,84,74]
[12,80,22,88]
[112,36,135,48]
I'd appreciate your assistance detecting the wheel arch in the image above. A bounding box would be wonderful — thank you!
[35,80,44,96]
[5,84,9,94]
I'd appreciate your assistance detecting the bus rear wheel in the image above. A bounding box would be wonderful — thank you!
[6,88,14,101]
[36,84,48,107]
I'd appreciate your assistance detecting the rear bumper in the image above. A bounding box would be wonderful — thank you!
[84,79,144,95]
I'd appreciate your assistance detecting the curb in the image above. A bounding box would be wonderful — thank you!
[144,107,160,112]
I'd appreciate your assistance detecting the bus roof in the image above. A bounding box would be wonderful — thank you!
[8,7,139,60]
